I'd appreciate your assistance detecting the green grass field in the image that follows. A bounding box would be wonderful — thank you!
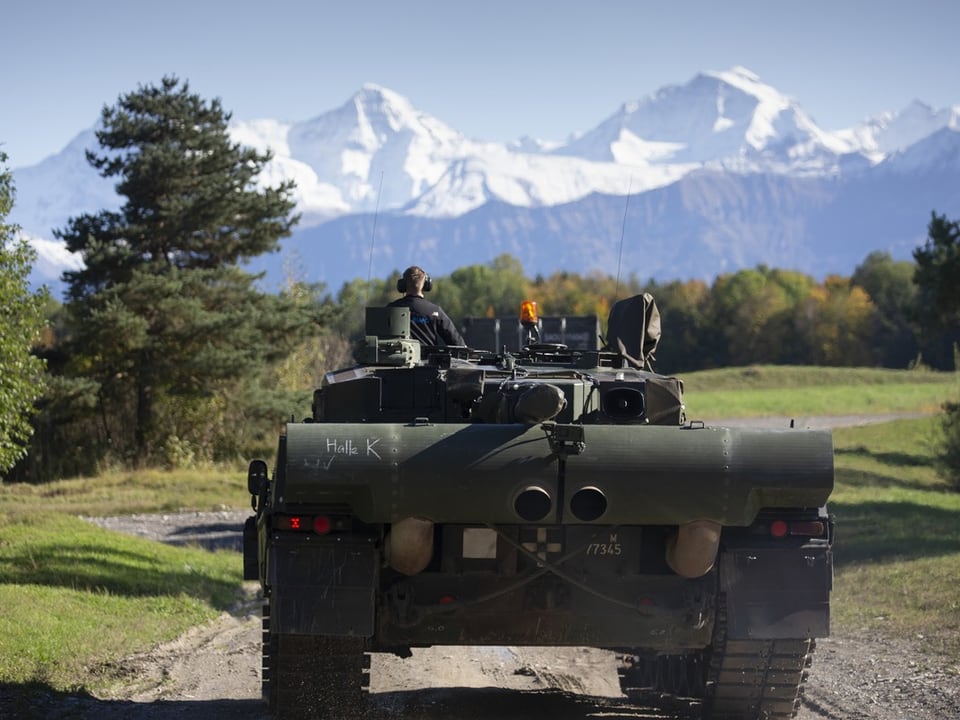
[1,365,957,697]
[829,417,960,657]
[0,513,240,689]
[682,365,954,418]
[0,468,248,694]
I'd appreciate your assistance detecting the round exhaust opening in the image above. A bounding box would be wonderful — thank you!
[570,486,607,521]
[514,486,553,522]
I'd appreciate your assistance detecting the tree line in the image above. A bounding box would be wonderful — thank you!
[1,77,958,485]
[332,247,957,375]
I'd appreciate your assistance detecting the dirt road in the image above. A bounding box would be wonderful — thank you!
[26,585,960,720]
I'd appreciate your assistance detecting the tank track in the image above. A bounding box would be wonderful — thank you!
[703,595,815,719]
[616,650,706,718]
[702,636,814,719]
[261,600,370,719]
[618,595,815,719]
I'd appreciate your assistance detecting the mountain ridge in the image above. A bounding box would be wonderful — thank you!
[9,67,960,295]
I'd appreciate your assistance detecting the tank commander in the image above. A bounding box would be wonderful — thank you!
[388,266,465,346]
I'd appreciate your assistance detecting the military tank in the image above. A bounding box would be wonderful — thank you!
[243,293,834,720]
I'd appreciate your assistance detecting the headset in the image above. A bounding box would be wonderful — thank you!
[397,271,432,293]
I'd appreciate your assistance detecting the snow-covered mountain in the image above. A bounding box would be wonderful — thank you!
[552,67,852,170]
[9,67,960,296]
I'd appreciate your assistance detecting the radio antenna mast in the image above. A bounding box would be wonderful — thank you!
[365,171,385,304]
[614,177,633,302]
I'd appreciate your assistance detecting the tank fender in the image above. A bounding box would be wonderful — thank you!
[385,517,435,575]
[665,519,721,578]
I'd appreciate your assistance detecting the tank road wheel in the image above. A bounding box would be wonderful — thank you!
[617,650,707,714]
[619,651,707,697]
[261,600,370,720]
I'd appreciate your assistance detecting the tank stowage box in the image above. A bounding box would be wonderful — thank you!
[244,293,834,720]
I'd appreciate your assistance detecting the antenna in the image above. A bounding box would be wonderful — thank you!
[614,176,633,302]
[365,171,385,304]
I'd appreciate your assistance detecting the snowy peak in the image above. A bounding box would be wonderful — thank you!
[348,83,456,140]
[353,83,415,126]
[705,65,763,87]
[837,100,960,157]
[554,66,846,167]
[289,83,465,162]
[269,83,472,214]
[883,125,960,172]
[702,66,819,150]
[10,127,118,237]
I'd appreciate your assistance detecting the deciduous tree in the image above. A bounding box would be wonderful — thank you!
[851,251,919,367]
[0,152,48,474]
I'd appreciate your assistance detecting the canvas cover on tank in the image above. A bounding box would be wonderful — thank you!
[606,292,661,370]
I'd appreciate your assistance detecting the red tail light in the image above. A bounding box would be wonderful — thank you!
[788,520,826,537]
[313,516,332,534]
[766,518,827,538]
[274,513,346,534]
[275,515,303,531]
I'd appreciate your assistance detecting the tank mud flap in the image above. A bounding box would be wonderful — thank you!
[269,536,378,637]
[720,546,832,639]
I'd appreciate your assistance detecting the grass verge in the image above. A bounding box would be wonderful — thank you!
[830,416,960,663]
[0,464,248,517]
[682,369,960,665]
[0,506,243,694]
[682,365,954,418]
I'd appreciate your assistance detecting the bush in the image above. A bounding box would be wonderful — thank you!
[939,400,960,491]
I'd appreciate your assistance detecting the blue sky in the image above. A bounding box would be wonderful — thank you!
[4,0,959,168]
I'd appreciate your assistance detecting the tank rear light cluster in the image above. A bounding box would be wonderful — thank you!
[273,514,349,534]
[765,519,827,538]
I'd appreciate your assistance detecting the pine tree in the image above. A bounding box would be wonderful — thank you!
[0,152,49,474]
[56,76,316,465]
[913,212,960,335]
[913,212,960,490]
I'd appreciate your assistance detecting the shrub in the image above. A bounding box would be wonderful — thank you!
[939,400,960,491]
